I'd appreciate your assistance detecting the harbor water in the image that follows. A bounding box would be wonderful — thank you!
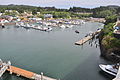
[0,22,114,80]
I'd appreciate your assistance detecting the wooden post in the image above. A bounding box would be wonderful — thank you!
[41,72,43,80]
[8,61,12,74]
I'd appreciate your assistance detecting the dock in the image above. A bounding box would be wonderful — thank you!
[75,29,101,45]
[113,66,120,80]
[7,66,56,80]
[0,59,57,80]
[75,36,93,45]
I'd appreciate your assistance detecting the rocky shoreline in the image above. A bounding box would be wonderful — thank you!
[99,30,120,62]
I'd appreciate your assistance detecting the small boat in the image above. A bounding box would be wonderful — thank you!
[66,25,73,28]
[41,27,52,31]
[75,30,79,34]
[33,26,42,30]
[46,27,52,31]
[23,24,32,29]
[15,23,20,28]
[1,24,5,28]
[99,64,119,76]
[59,25,66,29]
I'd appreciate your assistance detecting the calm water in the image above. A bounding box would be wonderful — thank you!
[0,22,114,80]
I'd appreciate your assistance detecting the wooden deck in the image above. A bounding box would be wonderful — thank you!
[7,66,34,79]
[7,66,57,80]
[75,30,101,45]
[75,36,92,45]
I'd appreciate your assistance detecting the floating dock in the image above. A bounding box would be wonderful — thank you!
[7,66,56,80]
[113,66,120,80]
[75,36,92,45]
[0,59,57,80]
[75,29,101,45]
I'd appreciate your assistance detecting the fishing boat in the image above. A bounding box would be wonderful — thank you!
[99,64,119,76]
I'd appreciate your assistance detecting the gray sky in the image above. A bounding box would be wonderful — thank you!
[0,0,120,8]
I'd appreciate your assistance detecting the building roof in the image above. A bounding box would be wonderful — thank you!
[117,23,120,27]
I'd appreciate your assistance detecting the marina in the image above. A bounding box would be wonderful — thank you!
[0,22,110,80]
[0,1,120,80]
[13,19,86,32]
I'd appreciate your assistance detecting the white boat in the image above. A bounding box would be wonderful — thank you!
[33,26,42,30]
[15,23,20,27]
[99,64,119,76]
[20,22,26,27]
[59,25,66,29]
[66,25,73,28]
[46,27,52,31]
[33,26,52,32]
[23,24,32,29]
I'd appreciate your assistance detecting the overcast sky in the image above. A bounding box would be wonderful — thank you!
[0,0,120,8]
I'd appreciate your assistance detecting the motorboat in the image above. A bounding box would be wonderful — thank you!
[75,30,79,34]
[66,25,73,28]
[23,24,32,29]
[46,27,52,31]
[41,27,52,31]
[15,23,20,28]
[99,64,119,76]
[1,24,5,28]
[32,26,42,30]
[59,25,66,29]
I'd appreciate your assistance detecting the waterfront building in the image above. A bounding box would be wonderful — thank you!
[113,17,120,39]
[44,14,53,19]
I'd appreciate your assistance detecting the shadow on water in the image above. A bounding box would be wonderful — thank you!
[99,70,115,80]
[62,63,115,80]
[0,72,30,80]
[62,45,114,80]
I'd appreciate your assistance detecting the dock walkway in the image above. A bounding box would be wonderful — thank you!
[0,61,10,77]
[113,66,120,80]
[0,59,57,80]
[7,66,57,80]
[75,29,101,45]
[75,36,92,45]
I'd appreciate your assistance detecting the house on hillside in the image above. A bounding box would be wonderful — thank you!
[44,14,53,19]
[113,17,120,39]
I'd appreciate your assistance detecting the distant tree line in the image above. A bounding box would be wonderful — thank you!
[0,4,120,19]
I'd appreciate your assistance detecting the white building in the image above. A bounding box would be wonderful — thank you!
[44,14,53,18]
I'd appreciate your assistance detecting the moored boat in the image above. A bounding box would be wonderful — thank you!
[75,30,79,34]
[99,64,119,76]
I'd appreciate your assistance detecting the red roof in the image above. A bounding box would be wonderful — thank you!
[117,23,120,27]
[0,19,5,21]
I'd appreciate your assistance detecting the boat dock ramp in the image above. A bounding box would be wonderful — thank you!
[113,66,120,80]
[0,59,57,80]
[75,29,101,45]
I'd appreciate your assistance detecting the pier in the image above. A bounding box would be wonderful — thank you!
[0,59,57,80]
[7,66,56,80]
[75,29,101,45]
